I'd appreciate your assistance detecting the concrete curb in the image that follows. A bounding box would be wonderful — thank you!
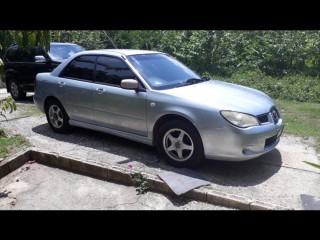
[0,148,291,210]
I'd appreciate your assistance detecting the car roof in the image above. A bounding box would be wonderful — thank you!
[79,49,161,57]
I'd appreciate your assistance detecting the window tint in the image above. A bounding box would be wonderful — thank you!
[61,55,96,81]
[95,56,135,86]
[5,47,17,61]
[5,45,34,62]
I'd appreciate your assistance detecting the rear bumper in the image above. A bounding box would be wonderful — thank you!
[20,83,35,92]
[33,93,45,113]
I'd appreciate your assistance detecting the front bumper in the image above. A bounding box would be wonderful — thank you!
[203,119,284,161]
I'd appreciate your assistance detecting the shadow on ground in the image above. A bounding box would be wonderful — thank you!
[198,149,282,187]
[15,95,34,105]
[32,122,282,188]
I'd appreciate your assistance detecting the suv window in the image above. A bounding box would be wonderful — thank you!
[6,46,33,62]
[95,56,136,86]
[61,55,96,81]
[5,45,46,62]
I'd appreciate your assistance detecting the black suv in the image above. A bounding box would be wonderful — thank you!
[2,42,84,100]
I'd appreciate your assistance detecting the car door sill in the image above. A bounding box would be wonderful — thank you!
[69,120,152,146]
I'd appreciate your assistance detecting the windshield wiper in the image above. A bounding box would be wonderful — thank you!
[185,77,210,85]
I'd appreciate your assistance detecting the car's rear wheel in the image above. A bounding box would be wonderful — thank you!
[157,120,204,168]
[45,99,71,133]
[9,79,26,100]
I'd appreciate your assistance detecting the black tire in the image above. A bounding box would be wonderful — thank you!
[45,99,72,133]
[157,120,204,168]
[9,78,26,100]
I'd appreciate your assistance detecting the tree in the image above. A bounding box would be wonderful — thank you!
[51,30,104,50]
[1,30,50,55]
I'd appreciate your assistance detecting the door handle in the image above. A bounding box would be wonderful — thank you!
[58,81,65,87]
[96,88,104,94]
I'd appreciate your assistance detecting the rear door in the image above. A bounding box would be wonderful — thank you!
[57,55,96,123]
[92,55,147,136]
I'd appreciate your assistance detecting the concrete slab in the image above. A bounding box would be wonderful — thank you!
[0,162,232,210]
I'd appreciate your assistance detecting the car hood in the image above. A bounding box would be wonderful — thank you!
[161,80,275,115]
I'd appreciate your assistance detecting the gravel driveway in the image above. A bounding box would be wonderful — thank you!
[1,91,320,209]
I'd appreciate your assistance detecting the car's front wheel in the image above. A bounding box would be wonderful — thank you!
[157,120,204,168]
[9,79,26,100]
[45,99,71,133]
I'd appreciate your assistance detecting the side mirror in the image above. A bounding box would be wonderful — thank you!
[120,79,139,90]
[35,55,46,62]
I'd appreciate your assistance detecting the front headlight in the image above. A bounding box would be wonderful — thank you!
[220,111,259,128]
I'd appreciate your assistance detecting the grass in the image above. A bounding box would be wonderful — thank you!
[20,105,43,117]
[0,132,29,159]
[274,99,320,152]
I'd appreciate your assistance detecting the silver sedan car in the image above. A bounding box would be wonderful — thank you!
[34,49,284,168]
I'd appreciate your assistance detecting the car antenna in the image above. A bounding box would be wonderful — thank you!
[103,31,118,49]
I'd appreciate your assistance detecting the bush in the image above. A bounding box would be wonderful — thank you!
[204,71,320,103]
[0,96,16,120]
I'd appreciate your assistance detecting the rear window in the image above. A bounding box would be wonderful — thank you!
[5,45,46,62]
[60,55,96,81]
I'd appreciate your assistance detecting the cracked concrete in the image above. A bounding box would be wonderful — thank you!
[0,162,232,210]
[1,91,320,209]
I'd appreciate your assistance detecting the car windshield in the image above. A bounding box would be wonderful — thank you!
[48,44,84,60]
[127,53,200,90]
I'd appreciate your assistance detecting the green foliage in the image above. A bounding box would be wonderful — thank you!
[1,30,51,56]
[204,71,320,103]
[274,99,320,153]
[13,31,50,51]
[0,96,17,120]
[130,172,149,194]
[303,161,320,169]
[3,30,320,102]
[0,58,3,81]
[40,30,320,80]
[0,134,26,158]
[4,30,320,79]
[274,100,320,137]
[51,30,104,50]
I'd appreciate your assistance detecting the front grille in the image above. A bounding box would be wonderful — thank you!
[257,114,269,124]
[265,134,278,148]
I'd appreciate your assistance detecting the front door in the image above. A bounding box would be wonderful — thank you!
[92,55,147,136]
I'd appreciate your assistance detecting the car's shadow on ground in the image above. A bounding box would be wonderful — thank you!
[32,123,282,188]
[197,149,282,187]
[15,95,34,104]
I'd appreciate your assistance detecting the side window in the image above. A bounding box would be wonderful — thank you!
[5,47,17,62]
[5,46,33,62]
[95,56,136,86]
[61,55,96,81]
